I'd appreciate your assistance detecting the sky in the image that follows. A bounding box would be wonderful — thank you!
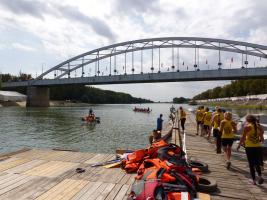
[1,0,267,102]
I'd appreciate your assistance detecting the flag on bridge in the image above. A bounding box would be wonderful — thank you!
[123,66,124,70]
[167,68,169,71]
[231,58,233,62]
[187,66,188,70]
[26,77,28,81]
[183,61,184,65]
[206,60,208,64]
[161,63,163,67]
[88,73,90,76]
[75,70,76,77]
[9,79,10,82]
[102,72,104,75]
[117,71,118,74]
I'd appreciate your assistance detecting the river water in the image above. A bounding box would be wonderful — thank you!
[1,103,266,155]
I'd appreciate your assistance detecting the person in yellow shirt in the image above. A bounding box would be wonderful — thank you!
[218,112,237,169]
[238,115,264,185]
[209,108,224,150]
[201,107,212,139]
[196,106,204,136]
[178,106,186,133]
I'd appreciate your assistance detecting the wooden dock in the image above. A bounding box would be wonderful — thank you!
[182,110,267,200]
[0,121,173,200]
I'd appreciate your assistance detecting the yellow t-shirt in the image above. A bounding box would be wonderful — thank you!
[222,120,234,138]
[180,110,186,119]
[213,113,223,129]
[245,124,261,147]
[204,112,212,126]
[197,110,204,121]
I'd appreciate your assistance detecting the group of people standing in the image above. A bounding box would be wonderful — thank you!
[195,105,264,185]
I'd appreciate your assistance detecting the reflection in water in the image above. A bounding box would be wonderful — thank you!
[0,104,265,155]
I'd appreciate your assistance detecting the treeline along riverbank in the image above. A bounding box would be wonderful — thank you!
[193,79,267,100]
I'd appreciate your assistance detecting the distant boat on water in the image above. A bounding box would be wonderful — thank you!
[188,101,197,105]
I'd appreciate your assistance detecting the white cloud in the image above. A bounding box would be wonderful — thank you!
[12,43,37,51]
[1,0,267,100]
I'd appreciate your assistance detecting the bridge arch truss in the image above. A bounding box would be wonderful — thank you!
[32,37,267,84]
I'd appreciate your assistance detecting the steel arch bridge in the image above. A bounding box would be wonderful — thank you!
[2,37,267,88]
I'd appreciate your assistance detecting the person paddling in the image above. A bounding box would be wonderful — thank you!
[218,111,237,169]
[238,115,264,185]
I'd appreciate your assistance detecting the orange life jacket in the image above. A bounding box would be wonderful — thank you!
[146,140,168,158]
[121,149,146,172]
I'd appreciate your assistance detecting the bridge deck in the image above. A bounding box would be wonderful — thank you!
[183,110,267,200]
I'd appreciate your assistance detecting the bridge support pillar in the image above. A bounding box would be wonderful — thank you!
[26,86,50,107]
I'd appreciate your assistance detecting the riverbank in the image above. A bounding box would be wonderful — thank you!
[200,102,267,109]
[0,100,92,107]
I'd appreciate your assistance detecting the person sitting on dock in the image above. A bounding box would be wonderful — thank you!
[202,107,212,139]
[178,106,186,133]
[218,111,237,169]
[238,115,264,185]
[157,114,164,132]
[209,108,223,150]
[196,106,204,136]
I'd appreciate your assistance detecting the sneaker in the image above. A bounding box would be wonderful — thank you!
[227,162,231,169]
[196,133,199,136]
[249,179,256,185]
[258,177,264,184]
[207,136,210,140]
[200,134,203,137]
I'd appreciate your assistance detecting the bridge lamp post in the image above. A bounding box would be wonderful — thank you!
[42,63,45,79]
[34,68,37,78]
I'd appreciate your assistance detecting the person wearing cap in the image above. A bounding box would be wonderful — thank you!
[178,106,186,133]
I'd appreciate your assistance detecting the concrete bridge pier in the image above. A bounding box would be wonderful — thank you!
[26,86,50,107]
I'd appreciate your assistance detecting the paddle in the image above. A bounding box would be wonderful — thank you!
[90,159,122,167]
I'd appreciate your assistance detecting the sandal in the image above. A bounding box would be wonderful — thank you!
[258,177,264,184]
[249,179,256,185]
[76,168,86,173]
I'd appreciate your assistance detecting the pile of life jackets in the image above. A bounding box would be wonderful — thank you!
[121,140,202,200]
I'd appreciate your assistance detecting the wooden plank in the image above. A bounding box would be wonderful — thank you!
[5,159,46,174]
[104,183,123,200]
[50,163,80,178]
[0,175,36,195]
[95,183,116,200]
[197,192,211,200]
[62,180,89,200]
[53,180,88,200]
[75,181,103,200]
[84,182,109,200]
[118,173,132,184]
[41,151,66,160]
[70,181,95,200]
[114,184,130,200]
[23,177,63,200]
[35,179,74,200]
[0,148,31,157]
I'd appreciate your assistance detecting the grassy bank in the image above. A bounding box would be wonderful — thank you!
[201,103,267,109]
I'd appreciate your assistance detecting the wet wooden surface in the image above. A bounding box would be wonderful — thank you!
[182,110,267,200]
